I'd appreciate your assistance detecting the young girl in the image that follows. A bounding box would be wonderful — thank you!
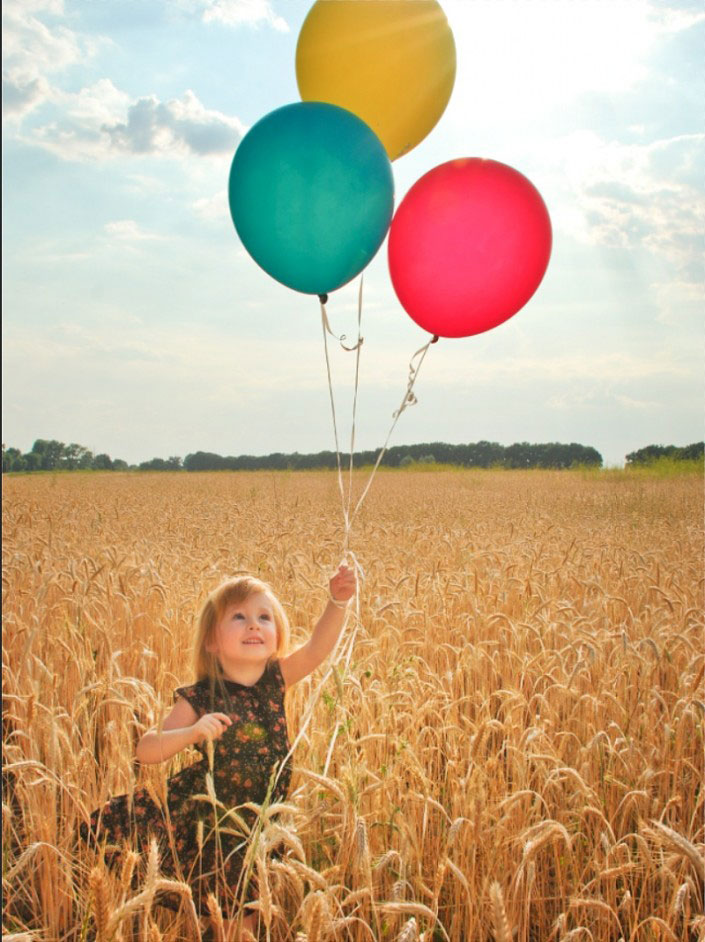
[80,564,356,938]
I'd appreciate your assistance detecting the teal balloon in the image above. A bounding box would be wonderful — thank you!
[228,102,394,295]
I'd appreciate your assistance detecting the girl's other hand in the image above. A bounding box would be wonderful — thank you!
[330,564,356,603]
[190,712,232,745]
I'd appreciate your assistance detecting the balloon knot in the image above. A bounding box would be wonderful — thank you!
[318,293,329,305]
[431,335,439,344]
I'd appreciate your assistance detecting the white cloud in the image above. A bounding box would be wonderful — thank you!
[104,220,165,242]
[2,24,70,118]
[26,78,126,160]
[192,193,229,221]
[3,0,64,11]
[1,0,101,118]
[60,78,130,125]
[4,321,320,392]
[548,131,705,279]
[2,0,80,71]
[122,172,172,196]
[648,5,705,33]
[427,350,689,385]
[612,393,660,410]
[2,74,51,118]
[309,338,693,393]
[26,85,245,162]
[649,279,705,327]
[197,0,288,32]
[3,0,247,161]
[546,388,660,412]
[103,90,245,156]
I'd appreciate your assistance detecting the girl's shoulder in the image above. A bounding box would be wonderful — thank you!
[173,678,210,714]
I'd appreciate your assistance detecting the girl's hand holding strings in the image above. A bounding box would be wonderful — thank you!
[190,712,232,745]
[329,564,356,606]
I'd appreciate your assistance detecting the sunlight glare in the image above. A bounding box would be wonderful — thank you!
[444,0,661,123]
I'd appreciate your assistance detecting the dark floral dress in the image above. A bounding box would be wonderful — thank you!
[79,659,291,916]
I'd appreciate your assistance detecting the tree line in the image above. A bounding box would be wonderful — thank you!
[3,439,702,475]
[180,440,604,471]
[2,440,130,473]
[625,443,704,465]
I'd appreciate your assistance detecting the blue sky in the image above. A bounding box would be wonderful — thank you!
[3,0,703,467]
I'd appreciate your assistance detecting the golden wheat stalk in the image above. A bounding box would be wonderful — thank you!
[645,820,705,883]
[396,917,419,942]
[489,882,511,942]
[88,866,111,942]
[206,893,226,942]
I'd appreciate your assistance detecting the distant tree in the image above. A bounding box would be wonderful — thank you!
[276,452,294,469]
[355,449,377,466]
[2,447,24,472]
[568,444,601,467]
[468,441,505,467]
[113,459,128,471]
[534,442,602,468]
[304,451,336,469]
[626,442,703,465]
[626,445,677,465]
[676,442,704,461]
[31,439,66,470]
[399,455,414,467]
[93,453,113,470]
[184,451,228,471]
[78,449,94,469]
[138,457,183,471]
[64,443,93,470]
[504,442,532,468]
[24,452,41,471]
[419,454,436,464]
[626,445,671,465]
[384,446,411,467]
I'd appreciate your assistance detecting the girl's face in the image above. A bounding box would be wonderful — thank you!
[208,591,278,667]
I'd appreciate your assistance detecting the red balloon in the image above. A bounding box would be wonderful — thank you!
[388,158,552,338]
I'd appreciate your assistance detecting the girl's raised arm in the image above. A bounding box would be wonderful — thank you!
[279,564,356,688]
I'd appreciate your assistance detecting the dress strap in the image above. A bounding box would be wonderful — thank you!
[267,658,286,691]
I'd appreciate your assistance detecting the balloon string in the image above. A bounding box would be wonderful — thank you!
[345,276,364,551]
[319,284,437,549]
[269,296,437,799]
[269,292,366,794]
[347,333,438,531]
[320,294,364,353]
[319,295,352,550]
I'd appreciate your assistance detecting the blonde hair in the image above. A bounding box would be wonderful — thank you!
[194,575,291,682]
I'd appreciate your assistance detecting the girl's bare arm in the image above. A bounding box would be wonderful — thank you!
[135,698,232,764]
[280,565,356,688]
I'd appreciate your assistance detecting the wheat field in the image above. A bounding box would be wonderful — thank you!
[3,468,704,941]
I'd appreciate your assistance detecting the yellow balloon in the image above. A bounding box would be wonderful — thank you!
[296,0,456,161]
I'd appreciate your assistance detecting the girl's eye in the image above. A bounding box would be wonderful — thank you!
[259,614,271,621]
[233,613,245,620]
